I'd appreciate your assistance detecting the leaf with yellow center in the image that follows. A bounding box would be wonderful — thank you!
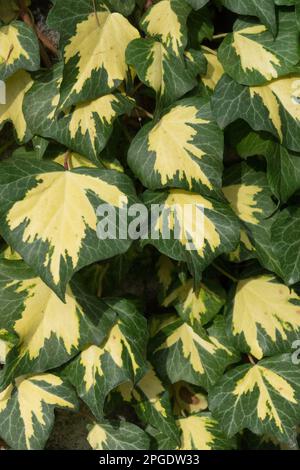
[65,299,148,420]
[218,13,299,86]
[209,355,300,444]
[126,38,196,108]
[59,10,139,108]
[229,275,300,359]
[88,420,150,450]
[228,229,256,263]
[0,160,136,299]
[0,70,33,142]
[143,188,240,281]
[223,184,263,224]
[141,0,190,56]
[177,414,235,450]
[0,21,39,80]
[150,315,237,388]
[128,98,224,195]
[0,373,77,449]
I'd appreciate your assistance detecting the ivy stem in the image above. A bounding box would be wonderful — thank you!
[64,151,71,170]
[92,0,100,27]
[212,33,228,40]
[201,45,217,55]
[248,354,256,365]
[135,105,154,120]
[212,263,238,282]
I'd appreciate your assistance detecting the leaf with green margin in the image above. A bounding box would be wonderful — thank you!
[226,275,300,359]
[209,354,300,445]
[218,12,300,86]
[0,372,78,449]
[88,420,150,450]
[47,1,139,109]
[142,189,240,283]
[0,21,40,80]
[126,38,197,109]
[64,298,148,420]
[212,74,300,153]
[0,157,139,300]
[115,366,181,447]
[140,0,191,57]
[149,313,240,389]
[223,162,276,225]
[0,70,33,143]
[24,63,135,163]
[0,259,116,388]
[161,277,226,328]
[128,98,224,197]
[220,0,277,36]
[177,413,237,450]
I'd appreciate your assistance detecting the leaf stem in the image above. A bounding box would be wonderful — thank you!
[201,45,217,56]
[135,105,154,120]
[247,354,256,365]
[213,263,238,282]
[92,0,100,27]
[212,33,228,40]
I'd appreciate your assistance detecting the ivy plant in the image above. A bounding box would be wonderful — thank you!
[0,0,300,451]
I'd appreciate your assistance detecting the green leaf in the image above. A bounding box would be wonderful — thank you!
[47,1,139,109]
[0,70,33,142]
[126,38,197,108]
[140,0,191,57]
[64,298,148,420]
[0,373,78,449]
[0,158,138,300]
[88,420,150,450]
[212,74,300,153]
[149,314,239,389]
[24,63,134,163]
[0,0,30,24]
[103,0,136,16]
[177,413,236,449]
[220,0,277,35]
[0,21,40,80]
[218,12,300,86]
[128,98,224,197]
[209,354,300,445]
[226,275,300,359]
[186,0,210,9]
[142,189,240,281]
[0,259,116,386]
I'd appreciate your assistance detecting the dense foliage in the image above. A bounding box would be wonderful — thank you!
[0,0,300,451]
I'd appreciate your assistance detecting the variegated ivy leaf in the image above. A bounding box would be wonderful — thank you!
[220,0,277,36]
[209,354,300,445]
[0,328,17,364]
[48,1,139,109]
[149,314,239,389]
[162,277,226,328]
[0,259,116,387]
[226,275,300,360]
[177,414,236,450]
[157,255,177,298]
[0,21,40,80]
[142,189,240,283]
[88,420,150,450]
[0,373,78,450]
[128,98,224,197]
[200,48,224,93]
[64,298,148,420]
[116,366,180,447]
[54,152,98,169]
[227,229,256,263]
[24,63,134,163]
[126,38,197,109]
[172,382,208,416]
[218,13,300,86]
[223,162,276,226]
[140,0,191,57]
[0,158,138,300]
[0,70,33,142]
[212,74,300,153]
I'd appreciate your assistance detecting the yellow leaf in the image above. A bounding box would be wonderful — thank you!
[0,23,29,65]
[223,184,263,224]
[88,424,107,449]
[0,70,33,140]
[7,171,128,285]
[232,275,300,359]
[145,41,167,93]
[54,152,97,169]
[201,51,224,91]
[177,415,217,450]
